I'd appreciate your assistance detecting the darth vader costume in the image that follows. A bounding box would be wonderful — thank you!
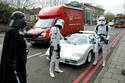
[0,11,40,83]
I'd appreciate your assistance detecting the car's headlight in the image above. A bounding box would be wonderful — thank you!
[72,53,82,60]
[39,32,46,37]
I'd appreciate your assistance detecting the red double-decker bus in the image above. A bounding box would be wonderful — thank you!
[113,16,125,28]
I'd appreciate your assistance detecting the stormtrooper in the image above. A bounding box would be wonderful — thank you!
[93,16,110,67]
[49,19,64,78]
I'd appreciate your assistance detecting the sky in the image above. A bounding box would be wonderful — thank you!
[69,0,125,15]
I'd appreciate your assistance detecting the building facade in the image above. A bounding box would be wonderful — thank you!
[65,1,104,25]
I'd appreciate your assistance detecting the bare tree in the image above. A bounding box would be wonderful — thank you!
[123,4,125,14]
[37,0,67,8]
[1,0,68,9]
[1,0,37,9]
[104,12,115,22]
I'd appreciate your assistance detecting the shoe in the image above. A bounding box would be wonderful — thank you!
[50,72,55,78]
[93,61,97,65]
[55,68,63,73]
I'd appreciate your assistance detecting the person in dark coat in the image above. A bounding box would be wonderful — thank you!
[0,11,40,83]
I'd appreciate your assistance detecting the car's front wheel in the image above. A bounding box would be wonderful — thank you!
[86,52,93,63]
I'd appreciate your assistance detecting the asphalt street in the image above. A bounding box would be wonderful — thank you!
[0,26,124,83]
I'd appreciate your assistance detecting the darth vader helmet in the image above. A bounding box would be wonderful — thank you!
[9,11,27,30]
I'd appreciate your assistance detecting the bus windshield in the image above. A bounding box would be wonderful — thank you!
[34,18,54,29]
[114,18,125,25]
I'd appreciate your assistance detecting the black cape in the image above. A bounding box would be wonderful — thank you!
[0,28,27,83]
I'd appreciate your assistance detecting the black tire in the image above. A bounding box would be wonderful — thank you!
[86,51,93,64]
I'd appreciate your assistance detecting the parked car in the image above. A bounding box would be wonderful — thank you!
[45,31,96,66]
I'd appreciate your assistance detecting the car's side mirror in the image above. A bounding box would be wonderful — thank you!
[64,37,67,40]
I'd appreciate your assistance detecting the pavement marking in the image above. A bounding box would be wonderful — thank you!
[73,64,93,83]
[111,32,116,35]
[73,31,124,83]
[107,31,123,49]
[112,31,124,48]
[82,31,123,83]
[27,52,42,59]
[73,53,103,83]
[40,54,46,57]
[73,52,103,83]
[110,31,119,35]
[82,49,111,83]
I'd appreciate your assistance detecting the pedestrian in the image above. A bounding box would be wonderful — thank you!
[0,11,40,83]
[93,16,111,67]
[49,19,64,78]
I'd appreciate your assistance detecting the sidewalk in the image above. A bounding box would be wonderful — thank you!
[94,32,125,83]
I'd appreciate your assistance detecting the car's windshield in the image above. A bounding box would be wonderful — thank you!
[114,18,125,24]
[34,18,54,29]
[66,35,89,45]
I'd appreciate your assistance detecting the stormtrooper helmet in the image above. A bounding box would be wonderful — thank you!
[97,16,106,26]
[55,19,64,29]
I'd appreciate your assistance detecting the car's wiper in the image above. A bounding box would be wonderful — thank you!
[65,40,71,44]
[72,43,77,45]
[69,41,76,45]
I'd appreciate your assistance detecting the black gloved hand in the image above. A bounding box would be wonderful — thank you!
[54,50,60,59]
[105,40,108,44]
[54,49,59,53]
[34,33,41,37]
[100,36,105,41]
[56,54,60,59]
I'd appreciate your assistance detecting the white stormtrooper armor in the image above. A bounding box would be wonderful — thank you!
[50,26,61,50]
[49,19,64,77]
[93,16,110,67]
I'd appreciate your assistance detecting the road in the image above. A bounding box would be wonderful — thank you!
[0,26,124,83]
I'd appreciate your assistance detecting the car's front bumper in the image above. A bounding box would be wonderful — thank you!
[46,54,83,66]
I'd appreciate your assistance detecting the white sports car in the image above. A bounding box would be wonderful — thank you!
[46,31,96,66]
